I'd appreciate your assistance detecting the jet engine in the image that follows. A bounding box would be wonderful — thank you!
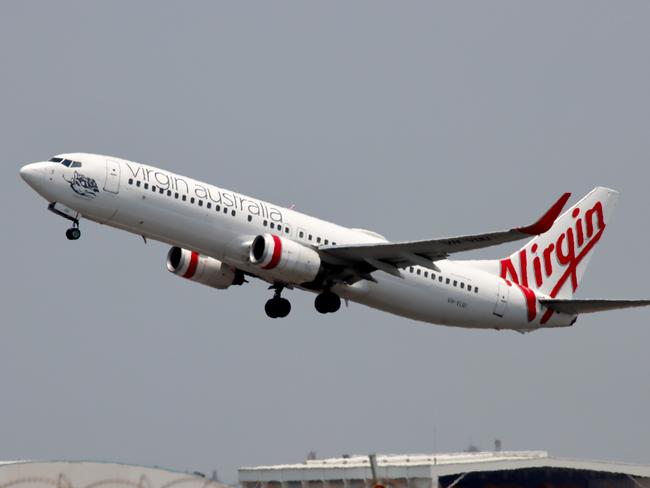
[167,247,245,289]
[249,234,321,284]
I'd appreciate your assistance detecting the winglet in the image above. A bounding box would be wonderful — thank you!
[516,192,571,235]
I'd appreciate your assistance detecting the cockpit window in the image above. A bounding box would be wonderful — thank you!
[53,158,83,168]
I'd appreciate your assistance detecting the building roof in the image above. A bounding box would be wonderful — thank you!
[238,451,650,482]
[242,451,549,470]
[0,461,228,488]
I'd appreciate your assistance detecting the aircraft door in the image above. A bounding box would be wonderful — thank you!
[493,279,509,317]
[104,159,121,194]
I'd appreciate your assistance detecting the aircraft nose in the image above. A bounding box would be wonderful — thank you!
[19,162,46,187]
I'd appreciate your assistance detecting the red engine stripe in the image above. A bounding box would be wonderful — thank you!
[262,235,282,270]
[183,251,199,278]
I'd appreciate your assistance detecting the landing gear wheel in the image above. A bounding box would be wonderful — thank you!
[328,293,341,313]
[315,294,329,314]
[315,292,341,314]
[66,227,81,240]
[276,298,291,318]
[265,294,292,319]
[265,299,279,319]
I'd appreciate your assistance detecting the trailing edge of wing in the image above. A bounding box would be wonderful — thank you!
[320,192,571,269]
[540,299,650,315]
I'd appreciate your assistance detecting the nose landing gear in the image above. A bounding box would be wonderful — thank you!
[65,222,81,241]
[48,203,82,241]
[265,285,291,319]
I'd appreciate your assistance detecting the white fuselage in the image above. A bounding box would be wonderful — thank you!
[21,153,576,331]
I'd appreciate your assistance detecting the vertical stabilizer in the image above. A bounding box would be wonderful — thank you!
[499,187,619,299]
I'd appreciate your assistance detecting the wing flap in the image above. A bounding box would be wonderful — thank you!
[540,299,650,315]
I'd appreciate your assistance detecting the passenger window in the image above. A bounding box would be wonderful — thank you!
[308,234,313,241]
[467,285,472,292]
[416,269,421,275]
[231,210,236,216]
[175,192,179,199]
[128,178,133,185]
[431,274,436,280]
[167,190,172,196]
[285,227,290,234]
[446,278,450,285]
[475,287,479,293]
[270,222,275,229]
[424,271,428,278]
[182,195,186,201]
[299,231,304,238]
[223,207,228,214]
[152,186,157,192]
[263,220,268,227]
[324,239,329,245]
[409,267,414,273]
[198,200,203,207]
[190,197,195,204]
[159,188,164,194]
[207,202,211,209]
[144,183,149,189]
[453,280,457,287]
[247,215,252,222]
[332,242,336,245]
[316,237,321,243]
[460,282,464,289]
[215,205,220,211]
[439,276,443,282]
[136,181,141,187]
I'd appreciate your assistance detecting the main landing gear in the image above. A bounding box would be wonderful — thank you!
[263,286,342,318]
[265,285,291,319]
[315,291,341,314]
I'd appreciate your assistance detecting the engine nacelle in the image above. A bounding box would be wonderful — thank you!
[249,234,321,284]
[167,247,244,289]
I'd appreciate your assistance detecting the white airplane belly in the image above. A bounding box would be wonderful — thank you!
[337,272,536,330]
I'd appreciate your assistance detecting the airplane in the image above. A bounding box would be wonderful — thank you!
[19,153,650,332]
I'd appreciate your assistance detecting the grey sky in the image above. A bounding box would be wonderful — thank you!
[1,1,650,483]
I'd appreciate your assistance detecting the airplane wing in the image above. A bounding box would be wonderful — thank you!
[319,192,571,280]
[539,299,650,315]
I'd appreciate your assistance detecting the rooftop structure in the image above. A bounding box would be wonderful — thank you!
[239,451,650,488]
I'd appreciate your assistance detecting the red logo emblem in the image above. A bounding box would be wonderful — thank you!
[499,201,606,323]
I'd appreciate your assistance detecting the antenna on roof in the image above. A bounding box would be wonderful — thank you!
[368,454,384,488]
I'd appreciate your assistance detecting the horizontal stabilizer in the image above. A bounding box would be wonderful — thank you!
[540,299,650,315]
